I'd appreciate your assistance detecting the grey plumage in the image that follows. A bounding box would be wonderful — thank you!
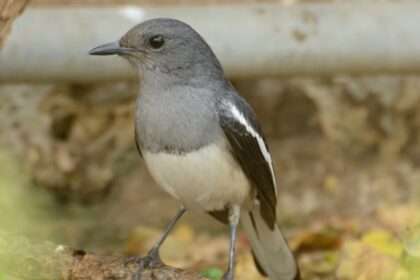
[89,18,299,280]
[135,86,221,154]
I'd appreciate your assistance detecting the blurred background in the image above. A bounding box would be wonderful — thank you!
[1,0,420,279]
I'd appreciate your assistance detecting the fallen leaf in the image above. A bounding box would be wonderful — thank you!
[338,240,409,280]
[402,224,420,258]
[294,227,341,253]
[362,229,403,258]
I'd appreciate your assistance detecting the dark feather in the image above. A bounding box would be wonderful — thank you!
[217,96,277,229]
[207,208,229,224]
[135,130,143,158]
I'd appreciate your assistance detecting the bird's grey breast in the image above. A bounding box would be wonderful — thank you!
[135,86,222,154]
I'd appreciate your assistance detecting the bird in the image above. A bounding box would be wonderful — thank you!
[89,18,300,280]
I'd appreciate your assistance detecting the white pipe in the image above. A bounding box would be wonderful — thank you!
[1,3,420,83]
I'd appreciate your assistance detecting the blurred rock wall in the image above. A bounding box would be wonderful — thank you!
[1,76,420,247]
[3,76,420,193]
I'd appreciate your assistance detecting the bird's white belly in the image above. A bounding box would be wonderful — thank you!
[143,144,251,211]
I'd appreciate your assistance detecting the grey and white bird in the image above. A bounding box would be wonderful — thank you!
[89,18,299,280]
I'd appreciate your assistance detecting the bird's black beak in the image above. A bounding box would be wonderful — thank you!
[88,41,135,56]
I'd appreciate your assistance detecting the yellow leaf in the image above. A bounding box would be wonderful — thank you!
[362,230,403,258]
[403,224,420,258]
[338,240,409,280]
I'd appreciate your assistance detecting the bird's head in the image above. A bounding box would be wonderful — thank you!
[89,18,224,84]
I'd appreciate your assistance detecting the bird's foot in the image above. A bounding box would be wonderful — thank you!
[125,249,163,280]
[222,270,234,280]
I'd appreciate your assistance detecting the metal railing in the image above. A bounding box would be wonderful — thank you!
[1,3,420,83]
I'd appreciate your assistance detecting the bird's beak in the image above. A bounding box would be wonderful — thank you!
[88,41,135,55]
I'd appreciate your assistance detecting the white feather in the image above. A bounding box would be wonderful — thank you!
[228,103,277,195]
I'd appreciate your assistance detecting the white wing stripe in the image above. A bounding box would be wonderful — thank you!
[228,103,277,195]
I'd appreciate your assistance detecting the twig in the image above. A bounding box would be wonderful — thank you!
[0,0,31,48]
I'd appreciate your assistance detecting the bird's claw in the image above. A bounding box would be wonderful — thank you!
[125,250,163,280]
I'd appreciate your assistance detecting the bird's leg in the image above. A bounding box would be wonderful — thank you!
[222,204,240,280]
[146,207,186,262]
[127,207,186,280]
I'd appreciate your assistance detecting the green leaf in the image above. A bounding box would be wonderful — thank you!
[200,267,224,280]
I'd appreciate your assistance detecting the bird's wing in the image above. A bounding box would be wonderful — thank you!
[216,96,277,229]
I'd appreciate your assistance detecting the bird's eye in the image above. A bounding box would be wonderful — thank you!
[149,35,165,50]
